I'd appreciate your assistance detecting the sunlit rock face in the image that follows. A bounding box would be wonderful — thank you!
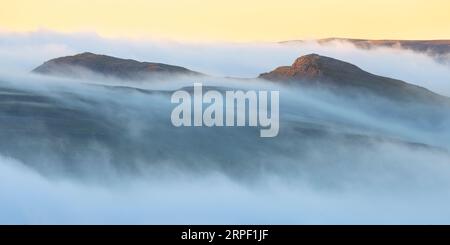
[259,54,450,105]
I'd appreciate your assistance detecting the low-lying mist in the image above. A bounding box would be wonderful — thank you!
[1,31,450,224]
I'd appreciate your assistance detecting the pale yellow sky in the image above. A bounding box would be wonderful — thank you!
[1,0,450,41]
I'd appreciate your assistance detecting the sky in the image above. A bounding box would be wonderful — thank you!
[1,0,450,41]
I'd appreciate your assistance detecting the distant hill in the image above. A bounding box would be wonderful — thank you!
[32,52,203,80]
[259,53,450,104]
[322,38,450,55]
[33,52,450,105]
[281,38,450,61]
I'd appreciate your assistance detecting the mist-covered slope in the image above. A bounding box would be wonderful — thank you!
[1,72,450,224]
[1,73,449,179]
